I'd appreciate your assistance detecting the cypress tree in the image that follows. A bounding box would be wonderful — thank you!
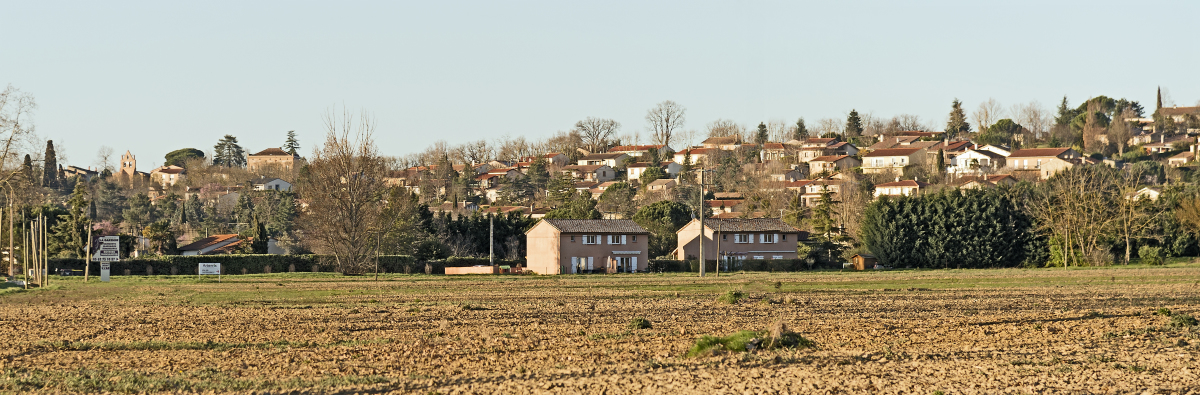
[22,154,34,183]
[755,122,769,145]
[43,140,58,188]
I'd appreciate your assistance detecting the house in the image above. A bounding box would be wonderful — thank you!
[1006,147,1082,180]
[800,179,842,207]
[647,178,677,191]
[247,148,298,172]
[1169,151,1194,167]
[1157,106,1200,124]
[949,149,1007,174]
[874,179,931,198]
[251,176,292,191]
[702,136,743,150]
[577,153,629,168]
[795,138,841,162]
[476,168,523,188]
[561,165,615,183]
[1142,135,1192,154]
[769,167,808,182]
[760,143,787,162]
[62,165,99,181]
[589,181,622,199]
[706,199,743,215]
[178,234,241,256]
[674,218,806,261]
[952,174,1018,189]
[1130,187,1162,201]
[524,219,650,274]
[147,165,185,186]
[862,148,925,174]
[783,180,811,193]
[608,144,673,158]
[626,161,682,181]
[866,136,920,152]
[542,153,570,167]
[977,144,1012,157]
[808,155,861,175]
[672,148,715,166]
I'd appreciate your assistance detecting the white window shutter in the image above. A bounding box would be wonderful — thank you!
[631,257,638,271]
[587,257,594,270]
[621,235,627,245]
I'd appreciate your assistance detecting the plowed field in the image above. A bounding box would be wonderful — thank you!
[2,266,1199,394]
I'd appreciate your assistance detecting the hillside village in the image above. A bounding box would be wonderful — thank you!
[6,92,1200,275]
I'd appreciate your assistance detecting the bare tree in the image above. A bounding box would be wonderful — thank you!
[297,107,396,274]
[705,119,745,139]
[94,146,114,173]
[574,117,621,154]
[460,139,492,165]
[645,100,686,146]
[814,118,841,137]
[1082,100,1104,153]
[1012,101,1050,139]
[972,98,1004,132]
[1108,108,1136,155]
[767,120,790,142]
[0,84,37,176]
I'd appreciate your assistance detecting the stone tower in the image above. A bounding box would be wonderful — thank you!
[120,150,136,176]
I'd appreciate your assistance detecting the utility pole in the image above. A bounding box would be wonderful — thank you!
[489,214,494,265]
[698,168,706,278]
[85,224,91,282]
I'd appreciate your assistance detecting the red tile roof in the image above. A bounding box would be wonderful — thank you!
[810,155,853,162]
[608,144,666,152]
[875,180,931,188]
[251,148,292,156]
[762,143,785,150]
[863,148,924,157]
[1007,148,1073,158]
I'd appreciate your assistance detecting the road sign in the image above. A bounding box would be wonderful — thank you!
[94,236,120,262]
[199,262,221,282]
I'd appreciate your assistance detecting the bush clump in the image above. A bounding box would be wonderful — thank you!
[686,322,814,357]
[716,290,745,304]
[1139,246,1166,266]
[1170,314,1198,328]
[628,317,652,330]
[1156,307,1172,317]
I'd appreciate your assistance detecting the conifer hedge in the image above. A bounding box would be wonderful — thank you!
[860,188,1045,268]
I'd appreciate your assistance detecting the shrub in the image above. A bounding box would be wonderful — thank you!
[686,324,814,357]
[716,290,744,304]
[1138,246,1166,266]
[1156,307,1173,317]
[1170,314,1198,328]
[627,317,652,330]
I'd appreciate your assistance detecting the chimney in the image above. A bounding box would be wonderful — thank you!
[1161,134,1165,144]
[895,177,900,182]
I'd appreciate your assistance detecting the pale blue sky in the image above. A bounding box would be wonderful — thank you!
[2,1,1197,168]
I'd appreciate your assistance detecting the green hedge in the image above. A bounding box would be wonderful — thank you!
[647,259,809,273]
[47,254,530,276]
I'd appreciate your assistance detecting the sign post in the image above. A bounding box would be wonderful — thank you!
[94,236,120,283]
[199,263,221,282]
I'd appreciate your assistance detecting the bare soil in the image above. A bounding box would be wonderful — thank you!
[2,266,1199,394]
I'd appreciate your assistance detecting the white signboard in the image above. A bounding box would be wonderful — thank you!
[199,262,221,282]
[100,263,110,282]
[94,236,121,262]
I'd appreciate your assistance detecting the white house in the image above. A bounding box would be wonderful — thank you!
[252,177,292,192]
[949,149,1007,174]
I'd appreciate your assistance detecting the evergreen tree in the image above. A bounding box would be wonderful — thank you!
[185,195,205,224]
[632,200,692,258]
[755,122,769,145]
[782,193,806,229]
[526,158,550,192]
[164,148,205,168]
[638,166,667,186]
[142,220,178,255]
[844,110,864,138]
[213,135,247,168]
[793,118,808,141]
[43,140,58,189]
[283,130,301,156]
[546,172,576,206]
[945,99,971,139]
[250,217,269,254]
[22,154,35,183]
[1054,96,1073,127]
[50,182,90,257]
[935,148,946,173]
[122,193,156,232]
[94,179,126,222]
[811,185,837,238]
[543,191,602,219]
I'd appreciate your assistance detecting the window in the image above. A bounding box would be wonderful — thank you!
[781,234,786,241]
[772,255,784,260]
[722,234,727,240]
[631,235,637,242]
[760,234,776,244]
[735,234,750,243]
[570,236,575,242]
[583,235,598,245]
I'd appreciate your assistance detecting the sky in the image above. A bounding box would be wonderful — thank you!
[2,0,1198,169]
